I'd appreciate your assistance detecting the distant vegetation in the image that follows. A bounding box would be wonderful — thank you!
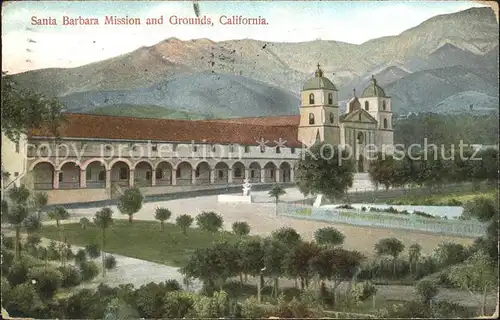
[88,104,208,120]
[394,112,499,146]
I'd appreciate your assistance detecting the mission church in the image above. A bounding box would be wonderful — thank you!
[2,64,393,204]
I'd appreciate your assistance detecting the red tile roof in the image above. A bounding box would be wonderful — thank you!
[202,115,300,126]
[30,113,303,147]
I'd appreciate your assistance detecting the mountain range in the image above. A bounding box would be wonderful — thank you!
[10,7,499,119]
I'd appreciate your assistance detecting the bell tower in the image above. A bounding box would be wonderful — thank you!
[298,64,340,147]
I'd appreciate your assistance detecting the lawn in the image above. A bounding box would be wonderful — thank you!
[40,220,253,267]
[386,188,497,205]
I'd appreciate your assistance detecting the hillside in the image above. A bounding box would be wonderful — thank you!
[9,7,499,117]
[88,104,208,120]
[61,72,300,118]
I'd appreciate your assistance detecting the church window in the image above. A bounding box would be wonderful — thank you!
[329,113,334,124]
[383,118,388,129]
[276,146,281,154]
[309,113,315,125]
[291,147,296,154]
[229,144,234,153]
[328,93,333,105]
[358,113,362,121]
[382,101,386,110]
[315,130,321,142]
[218,170,224,179]
[156,168,163,179]
[193,145,198,152]
[309,93,315,104]
[244,145,250,153]
[364,101,369,110]
[260,145,265,153]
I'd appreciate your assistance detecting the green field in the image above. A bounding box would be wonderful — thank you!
[386,188,497,205]
[88,104,209,120]
[40,220,254,267]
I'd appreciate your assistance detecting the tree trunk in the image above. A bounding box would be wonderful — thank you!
[393,258,397,278]
[274,278,279,298]
[300,277,305,290]
[161,221,164,230]
[56,220,60,227]
[102,229,106,277]
[15,225,21,260]
[275,198,278,216]
[239,273,243,287]
[481,287,487,316]
[128,215,133,223]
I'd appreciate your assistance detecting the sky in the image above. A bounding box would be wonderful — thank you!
[2,0,488,74]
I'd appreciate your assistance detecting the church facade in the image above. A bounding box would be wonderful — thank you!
[1,64,393,204]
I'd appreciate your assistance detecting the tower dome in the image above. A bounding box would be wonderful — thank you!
[362,75,386,97]
[302,63,337,91]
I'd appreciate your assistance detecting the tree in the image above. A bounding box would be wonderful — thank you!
[433,242,468,268]
[462,197,498,222]
[408,243,422,275]
[85,243,101,259]
[94,207,114,277]
[368,153,397,190]
[448,251,498,316]
[117,187,143,223]
[79,217,91,229]
[5,204,29,259]
[415,280,438,305]
[283,241,321,291]
[271,227,301,247]
[309,247,365,307]
[262,238,288,298]
[268,184,286,215]
[176,214,193,235]
[232,221,250,236]
[196,211,223,233]
[8,185,30,206]
[31,192,48,221]
[374,238,405,277]
[154,207,172,230]
[236,239,264,284]
[47,206,70,228]
[79,261,100,281]
[2,72,66,143]
[104,256,117,270]
[296,142,355,202]
[28,266,63,300]
[314,227,345,247]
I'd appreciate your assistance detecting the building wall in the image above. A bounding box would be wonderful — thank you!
[1,133,28,190]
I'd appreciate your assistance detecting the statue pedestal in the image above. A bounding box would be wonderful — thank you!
[313,194,324,208]
[217,195,253,203]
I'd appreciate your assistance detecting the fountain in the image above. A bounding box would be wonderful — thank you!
[217,178,254,203]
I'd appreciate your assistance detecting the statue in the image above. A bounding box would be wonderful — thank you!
[242,178,252,196]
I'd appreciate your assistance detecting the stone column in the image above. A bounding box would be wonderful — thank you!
[129,169,135,187]
[53,170,60,189]
[228,169,233,184]
[275,168,281,183]
[79,170,86,188]
[191,169,196,185]
[106,170,111,188]
[245,168,250,180]
[260,168,266,183]
[210,169,216,184]
[172,169,177,186]
[290,167,295,182]
[151,169,156,186]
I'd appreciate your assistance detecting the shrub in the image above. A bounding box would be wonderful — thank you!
[446,198,463,206]
[232,221,250,236]
[80,261,100,281]
[5,282,44,316]
[337,204,354,209]
[104,255,117,270]
[196,211,224,233]
[361,206,367,211]
[74,249,87,265]
[176,214,194,235]
[3,236,15,250]
[413,211,435,219]
[58,265,82,288]
[1,276,11,304]
[164,279,182,292]
[28,266,64,300]
[47,240,61,260]
[1,248,15,274]
[25,234,42,248]
[415,280,438,304]
[85,243,101,258]
[7,259,31,286]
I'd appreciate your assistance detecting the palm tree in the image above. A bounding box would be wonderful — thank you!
[268,184,286,216]
[6,204,29,259]
[32,192,48,220]
[155,207,172,230]
[94,207,114,277]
